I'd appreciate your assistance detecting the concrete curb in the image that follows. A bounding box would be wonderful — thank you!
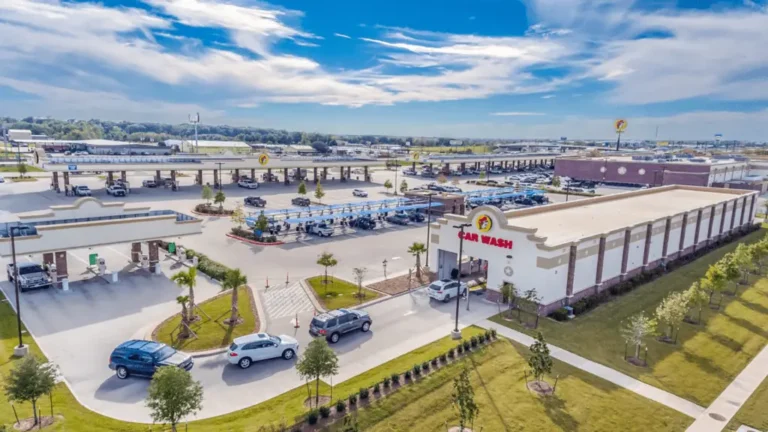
[357,286,426,310]
[299,278,324,313]
[226,233,285,246]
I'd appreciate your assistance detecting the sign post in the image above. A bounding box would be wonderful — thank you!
[614,119,628,151]
[168,242,176,254]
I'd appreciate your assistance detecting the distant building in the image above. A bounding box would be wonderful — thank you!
[7,129,32,141]
[555,155,750,187]
[165,139,251,154]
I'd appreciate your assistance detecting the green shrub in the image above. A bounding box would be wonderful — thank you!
[391,373,400,384]
[348,394,357,405]
[307,410,319,425]
[359,387,369,400]
[319,406,331,418]
[439,353,447,363]
[336,400,346,413]
[422,361,430,371]
[383,376,391,388]
[463,340,471,350]
[404,370,412,380]
[550,307,569,321]
[413,364,421,375]
[457,344,464,354]
[373,382,380,393]
[490,328,497,338]
[447,349,455,358]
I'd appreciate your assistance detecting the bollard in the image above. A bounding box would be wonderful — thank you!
[294,312,300,329]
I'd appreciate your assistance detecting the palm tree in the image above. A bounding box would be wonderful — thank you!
[222,269,248,325]
[408,242,427,281]
[176,295,190,339]
[171,267,198,321]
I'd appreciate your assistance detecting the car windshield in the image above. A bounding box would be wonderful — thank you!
[152,346,176,361]
[19,265,43,275]
[270,336,280,343]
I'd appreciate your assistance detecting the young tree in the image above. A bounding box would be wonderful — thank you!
[4,356,57,426]
[314,182,325,203]
[222,269,247,325]
[703,262,727,307]
[297,181,307,196]
[383,179,393,193]
[175,295,190,339]
[214,190,226,212]
[352,267,367,301]
[145,367,203,432]
[655,291,689,342]
[231,202,245,229]
[551,175,561,188]
[171,267,198,321]
[749,240,768,274]
[437,174,448,185]
[528,332,553,384]
[451,178,460,187]
[732,243,755,289]
[18,162,28,178]
[719,253,741,295]
[399,179,408,194]
[316,252,338,288]
[201,185,213,205]
[295,338,339,409]
[452,367,479,432]
[407,242,427,281]
[478,170,486,180]
[520,288,541,326]
[621,313,656,359]
[684,281,709,325]
[500,282,518,315]
[254,211,269,238]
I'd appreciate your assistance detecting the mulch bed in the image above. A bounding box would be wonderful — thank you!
[368,271,437,295]
[13,415,58,431]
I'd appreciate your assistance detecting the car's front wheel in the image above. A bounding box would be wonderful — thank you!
[116,366,129,379]
[361,322,370,332]
[329,332,340,343]
[238,357,252,369]
[282,349,295,360]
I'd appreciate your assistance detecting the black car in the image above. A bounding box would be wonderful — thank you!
[407,211,425,222]
[109,340,192,379]
[292,197,311,206]
[351,216,376,230]
[244,196,267,207]
[426,183,443,191]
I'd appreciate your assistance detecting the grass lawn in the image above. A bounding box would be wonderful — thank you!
[490,228,768,406]
[0,164,43,173]
[307,275,382,310]
[154,286,257,351]
[345,337,693,432]
[725,376,768,431]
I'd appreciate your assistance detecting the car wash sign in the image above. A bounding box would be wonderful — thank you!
[457,213,513,250]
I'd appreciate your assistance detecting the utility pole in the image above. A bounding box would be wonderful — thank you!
[189,113,200,153]
[425,192,435,267]
[9,226,27,356]
[452,223,471,339]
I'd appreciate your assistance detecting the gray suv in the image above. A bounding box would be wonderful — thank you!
[309,309,372,343]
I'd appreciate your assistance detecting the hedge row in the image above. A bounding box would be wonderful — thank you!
[230,227,279,244]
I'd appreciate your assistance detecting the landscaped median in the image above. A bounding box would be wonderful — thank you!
[306,276,382,310]
[726,376,768,431]
[490,226,768,407]
[152,286,257,352]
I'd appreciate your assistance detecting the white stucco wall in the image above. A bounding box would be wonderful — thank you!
[626,226,645,273]
[648,221,665,263]
[573,238,599,293]
[602,231,625,281]
[683,211,698,249]
[667,215,683,255]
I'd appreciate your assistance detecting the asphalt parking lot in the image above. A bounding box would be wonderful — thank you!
[0,165,637,422]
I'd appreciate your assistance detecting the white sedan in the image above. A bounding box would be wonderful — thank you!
[238,180,260,189]
[353,189,368,197]
[227,333,299,369]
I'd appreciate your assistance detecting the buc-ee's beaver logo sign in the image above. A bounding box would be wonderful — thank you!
[258,153,269,166]
[475,214,493,232]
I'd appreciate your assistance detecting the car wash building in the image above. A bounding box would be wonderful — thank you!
[428,185,758,315]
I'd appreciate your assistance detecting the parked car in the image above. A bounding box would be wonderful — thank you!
[442,186,462,193]
[350,216,376,230]
[309,309,372,343]
[72,185,91,196]
[426,183,443,192]
[6,262,52,292]
[402,169,417,176]
[386,213,411,225]
[0,175,5,183]
[142,179,157,188]
[227,333,299,369]
[291,197,311,206]
[450,170,463,176]
[427,279,468,302]
[109,340,193,379]
[238,179,260,189]
[106,185,127,197]
[352,189,368,197]
[244,196,267,207]
[307,222,333,237]
[407,211,426,222]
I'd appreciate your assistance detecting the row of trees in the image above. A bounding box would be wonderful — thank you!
[622,235,768,361]
[297,180,326,203]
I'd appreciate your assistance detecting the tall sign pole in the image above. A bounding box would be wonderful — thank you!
[189,113,200,154]
[714,133,722,152]
[614,119,627,152]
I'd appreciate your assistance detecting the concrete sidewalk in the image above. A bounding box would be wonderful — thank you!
[477,319,706,419]
[686,344,768,432]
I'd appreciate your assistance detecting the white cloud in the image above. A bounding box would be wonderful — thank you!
[541,94,555,99]
[491,112,546,116]
[334,33,351,39]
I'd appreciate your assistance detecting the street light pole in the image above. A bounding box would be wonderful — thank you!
[9,226,26,353]
[452,223,471,339]
[394,158,398,196]
[425,192,434,268]
[216,162,223,191]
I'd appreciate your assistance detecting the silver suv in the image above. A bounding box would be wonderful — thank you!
[309,309,372,343]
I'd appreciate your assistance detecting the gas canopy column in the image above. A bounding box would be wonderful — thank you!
[313,167,318,183]
[283,168,289,185]
[131,242,142,263]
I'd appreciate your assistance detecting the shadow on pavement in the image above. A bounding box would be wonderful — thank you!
[220,356,296,387]
[94,375,150,404]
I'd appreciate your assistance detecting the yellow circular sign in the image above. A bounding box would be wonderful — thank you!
[475,214,493,233]
[614,119,628,133]
[413,152,420,161]
[258,153,269,166]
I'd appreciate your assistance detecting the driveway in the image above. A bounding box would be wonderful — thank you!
[4,269,498,422]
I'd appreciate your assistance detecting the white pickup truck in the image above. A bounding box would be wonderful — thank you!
[7,262,52,292]
[106,185,128,197]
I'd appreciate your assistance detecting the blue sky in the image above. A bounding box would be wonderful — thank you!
[1,0,768,140]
